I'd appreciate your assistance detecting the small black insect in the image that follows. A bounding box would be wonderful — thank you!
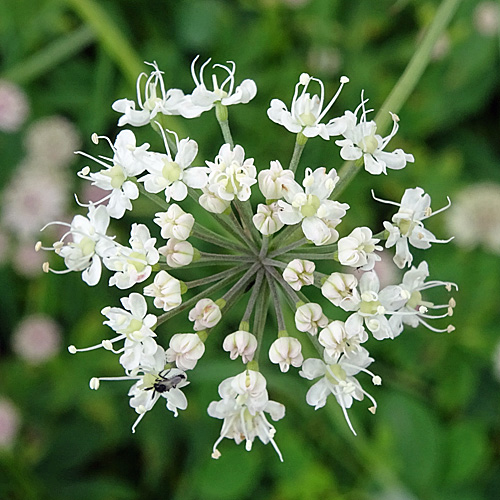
[146,370,186,394]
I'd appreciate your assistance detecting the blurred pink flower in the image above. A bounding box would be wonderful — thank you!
[12,241,46,277]
[12,314,62,364]
[0,397,21,449]
[0,80,29,133]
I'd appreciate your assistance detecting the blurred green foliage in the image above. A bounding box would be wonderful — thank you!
[1,0,499,499]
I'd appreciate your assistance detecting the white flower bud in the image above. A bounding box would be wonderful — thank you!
[188,298,222,331]
[283,259,315,291]
[159,239,194,268]
[231,369,267,397]
[321,272,361,311]
[257,160,295,200]
[269,337,304,372]
[143,270,182,311]
[199,187,231,214]
[154,205,194,241]
[252,202,284,235]
[338,226,382,270]
[223,330,258,363]
[166,333,205,371]
[319,317,369,360]
[294,303,328,335]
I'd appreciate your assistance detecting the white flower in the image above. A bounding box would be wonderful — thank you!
[206,144,257,202]
[294,303,328,335]
[318,315,368,361]
[78,130,151,219]
[374,187,452,268]
[267,73,349,140]
[208,371,285,461]
[105,223,159,289]
[388,261,456,334]
[112,61,202,126]
[223,330,258,363]
[335,93,414,175]
[278,167,349,246]
[166,333,205,371]
[338,227,382,270]
[154,204,194,241]
[299,348,380,434]
[159,238,194,268]
[190,56,257,112]
[321,272,361,311]
[141,130,208,202]
[43,204,114,286]
[269,337,304,372]
[143,270,182,311]
[188,298,222,331]
[283,259,315,291]
[257,160,296,200]
[198,187,231,214]
[252,202,284,235]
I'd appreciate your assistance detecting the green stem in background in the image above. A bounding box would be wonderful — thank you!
[289,132,308,174]
[268,237,308,259]
[252,278,270,368]
[233,198,262,247]
[266,272,286,334]
[198,252,255,263]
[333,0,462,199]
[184,266,247,289]
[241,269,265,325]
[2,26,94,84]
[192,224,249,253]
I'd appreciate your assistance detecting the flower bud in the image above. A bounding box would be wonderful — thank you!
[231,369,267,397]
[223,330,258,363]
[154,204,194,241]
[283,258,315,291]
[321,272,360,311]
[188,298,222,331]
[199,187,231,214]
[166,333,205,370]
[252,202,284,235]
[143,270,182,311]
[159,239,194,268]
[269,337,304,372]
[294,303,328,335]
[338,227,382,270]
[257,160,295,200]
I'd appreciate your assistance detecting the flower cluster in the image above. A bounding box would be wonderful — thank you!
[38,58,456,461]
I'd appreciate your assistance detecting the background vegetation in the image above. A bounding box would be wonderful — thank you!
[0,0,499,499]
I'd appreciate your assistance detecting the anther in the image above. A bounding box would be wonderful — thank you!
[211,449,221,459]
[340,76,349,84]
[91,133,99,144]
[89,377,100,390]
[372,375,382,386]
[447,325,455,333]
[42,262,50,273]
[68,345,77,354]
[368,406,376,414]
[299,73,311,85]
[35,241,42,252]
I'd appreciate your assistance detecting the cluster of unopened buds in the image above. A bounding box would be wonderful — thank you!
[38,57,457,461]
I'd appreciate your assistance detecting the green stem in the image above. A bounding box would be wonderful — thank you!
[270,224,303,251]
[184,266,247,289]
[137,184,170,210]
[192,223,249,253]
[266,271,286,333]
[286,252,335,261]
[268,237,308,259]
[233,198,262,246]
[252,279,270,366]
[198,252,255,263]
[2,26,94,84]
[242,269,265,324]
[221,263,260,305]
[289,133,307,174]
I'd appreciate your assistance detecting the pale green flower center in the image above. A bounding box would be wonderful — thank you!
[300,194,321,217]
[326,364,347,385]
[162,160,182,183]
[104,164,126,189]
[361,134,378,155]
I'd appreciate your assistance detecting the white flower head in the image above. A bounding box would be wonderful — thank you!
[374,187,452,268]
[105,223,159,289]
[141,128,208,202]
[190,56,257,112]
[206,144,257,202]
[112,61,202,127]
[208,370,285,461]
[77,130,151,219]
[335,92,414,175]
[278,167,349,246]
[41,204,114,286]
[269,337,304,372]
[159,238,194,268]
[321,272,361,311]
[295,302,328,335]
[223,330,258,364]
[143,270,182,311]
[154,204,194,241]
[166,333,205,371]
[338,226,382,270]
[188,298,222,331]
[300,348,380,435]
[198,187,232,214]
[283,258,315,291]
[318,316,368,361]
[257,160,296,200]
[268,73,349,140]
[252,202,284,235]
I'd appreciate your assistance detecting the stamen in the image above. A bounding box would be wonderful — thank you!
[371,189,401,207]
[422,196,452,220]
[317,75,350,122]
